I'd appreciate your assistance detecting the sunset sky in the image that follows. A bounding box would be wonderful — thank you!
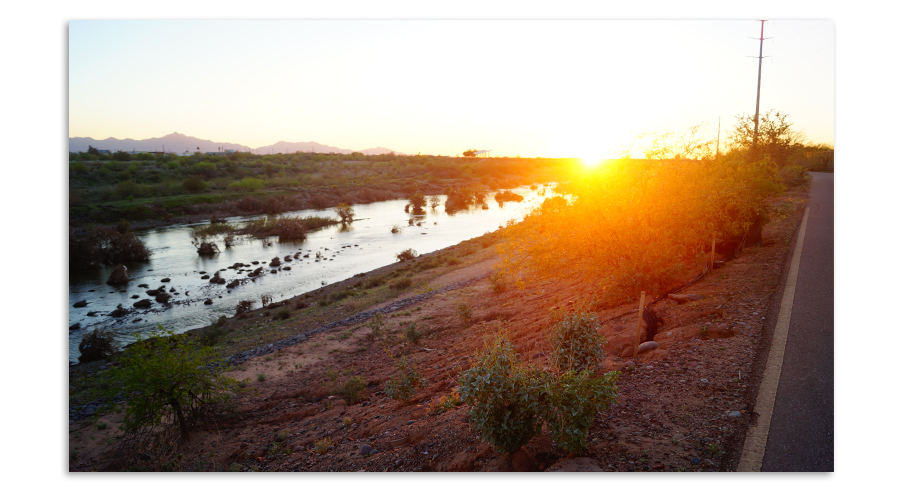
[69,20,834,159]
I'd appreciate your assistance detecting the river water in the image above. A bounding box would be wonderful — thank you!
[68,186,546,364]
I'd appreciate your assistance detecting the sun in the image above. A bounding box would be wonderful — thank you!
[579,154,607,169]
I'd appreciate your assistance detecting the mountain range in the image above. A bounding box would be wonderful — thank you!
[68,132,402,156]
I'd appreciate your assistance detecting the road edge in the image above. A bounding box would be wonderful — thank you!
[736,206,811,471]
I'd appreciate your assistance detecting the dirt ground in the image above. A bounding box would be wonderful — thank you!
[68,185,810,472]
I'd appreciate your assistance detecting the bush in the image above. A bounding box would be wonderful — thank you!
[548,312,606,374]
[366,312,385,341]
[458,333,546,454]
[456,303,473,325]
[78,328,119,363]
[102,327,238,441]
[325,368,367,405]
[542,369,619,454]
[404,323,423,344]
[235,300,254,315]
[69,226,151,270]
[334,203,355,223]
[390,276,412,291]
[228,177,265,192]
[391,225,401,234]
[182,175,208,193]
[396,248,418,262]
[384,356,429,403]
[275,308,290,320]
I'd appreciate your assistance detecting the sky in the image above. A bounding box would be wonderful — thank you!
[68,19,834,159]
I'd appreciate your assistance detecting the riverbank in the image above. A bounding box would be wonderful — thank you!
[68,182,811,472]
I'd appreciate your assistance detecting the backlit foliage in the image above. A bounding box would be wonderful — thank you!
[497,127,783,304]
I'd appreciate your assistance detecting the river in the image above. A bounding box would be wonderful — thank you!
[68,186,546,364]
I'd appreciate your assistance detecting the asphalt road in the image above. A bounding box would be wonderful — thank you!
[761,172,834,471]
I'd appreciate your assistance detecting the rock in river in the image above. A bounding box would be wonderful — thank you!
[106,265,129,285]
[73,300,88,308]
[133,299,152,309]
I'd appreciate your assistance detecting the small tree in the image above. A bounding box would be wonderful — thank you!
[407,191,427,213]
[458,333,546,454]
[334,203,355,224]
[462,149,477,158]
[103,327,238,442]
[429,196,441,210]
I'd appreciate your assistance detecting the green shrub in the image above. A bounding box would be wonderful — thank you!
[548,312,606,374]
[457,333,546,454]
[384,356,429,403]
[542,370,619,454]
[102,327,238,441]
[227,177,265,192]
[456,303,473,325]
[182,175,208,193]
[275,308,290,320]
[325,368,367,405]
[404,323,423,344]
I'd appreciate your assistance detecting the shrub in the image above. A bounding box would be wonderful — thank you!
[314,437,334,455]
[334,203,355,223]
[404,323,423,344]
[69,226,151,270]
[257,373,266,382]
[456,303,473,325]
[235,300,254,315]
[390,276,412,291]
[548,312,606,374]
[102,327,238,441]
[227,177,265,192]
[274,308,290,320]
[384,356,429,403]
[325,368,367,405]
[488,271,507,293]
[260,293,272,308]
[542,370,620,454]
[182,175,208,193]
[458,333,546,454]
[396,248,418,262]
[391,225,401,234]
[78,328,119,363]
[366,312,385,341]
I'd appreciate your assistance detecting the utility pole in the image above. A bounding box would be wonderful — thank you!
[717,116,721,157]
[752,20,768,149]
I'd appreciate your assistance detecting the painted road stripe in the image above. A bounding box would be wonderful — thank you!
[737,206,810,472]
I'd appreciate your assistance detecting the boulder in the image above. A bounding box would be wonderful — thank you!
[146,289,160,296]
[73,300,88,308]
[133,299,152,308]
[226,280,240,289]
[204,299,213,305]
[106,265,129,285]
[155,292,172,303]
[137,284,149,288]
[69,323,80,331]
[210,273,226,284]
[638,341,660,353]
[160,277,171,283]
[201,275,210,280]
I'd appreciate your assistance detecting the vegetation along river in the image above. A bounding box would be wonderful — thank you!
[68,186,546,364]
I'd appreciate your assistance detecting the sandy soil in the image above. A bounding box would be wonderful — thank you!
[68,185,810,472]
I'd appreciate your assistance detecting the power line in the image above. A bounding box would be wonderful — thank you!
[776,44,834,63]
[778,20,829,43]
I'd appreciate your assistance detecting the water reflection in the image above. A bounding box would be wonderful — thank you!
[68,186,547,363]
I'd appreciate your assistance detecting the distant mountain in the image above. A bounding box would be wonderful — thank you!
[68,132,403,155]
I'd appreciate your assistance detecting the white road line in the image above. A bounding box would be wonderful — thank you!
[737,206,810,472]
